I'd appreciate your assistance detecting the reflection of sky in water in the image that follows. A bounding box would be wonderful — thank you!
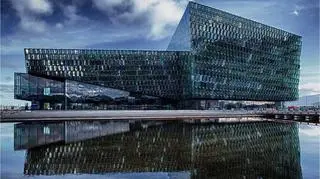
[1,123,25,179]
[1,123,319,179]
[299,124,320,179]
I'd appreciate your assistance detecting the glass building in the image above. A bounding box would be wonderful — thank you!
[14,2,302,110]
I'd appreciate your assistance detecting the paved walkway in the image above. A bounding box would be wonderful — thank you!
[0,110,260,122]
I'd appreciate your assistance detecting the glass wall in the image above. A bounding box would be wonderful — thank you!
[186,2,301,101]
[14,73,65,103]
[14,73,176,110]
[24,49,185,100]
[65,80,174,110]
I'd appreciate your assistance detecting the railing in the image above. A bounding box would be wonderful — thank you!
[0,106,25,119]
[258,110,320,115]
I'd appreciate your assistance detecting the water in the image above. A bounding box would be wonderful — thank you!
[1,119,319,179]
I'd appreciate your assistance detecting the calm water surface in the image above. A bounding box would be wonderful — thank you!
[1,119,319,179]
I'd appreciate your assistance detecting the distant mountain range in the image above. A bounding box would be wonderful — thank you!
[285,94,320,106]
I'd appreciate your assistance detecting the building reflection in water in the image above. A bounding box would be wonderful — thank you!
[14,119,302,179]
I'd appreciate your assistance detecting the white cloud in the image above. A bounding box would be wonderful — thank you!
[10,0,53,33]
[299,66,320,96]
[62,5,89,24]
[299,126,320,137]
[92,0,189,39]
[291,4,308,16]
[55,23,64,29]
[300,71,320,83]
[299,83,320,95]
[92,0,126,13]
[20,16,47,33]
[146,0,185,39]
[25,0,53,14]
[11,0,53,15]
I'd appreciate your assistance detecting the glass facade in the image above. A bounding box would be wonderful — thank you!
[14,73,65,103]
[184,2,301,101]
[15,73,176,110]
[15,2,302,109]
[25,49,187,100]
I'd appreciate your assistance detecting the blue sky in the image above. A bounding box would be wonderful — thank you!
[0,0,319,105]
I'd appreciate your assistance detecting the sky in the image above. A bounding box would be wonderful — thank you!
[0,0,319,105]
